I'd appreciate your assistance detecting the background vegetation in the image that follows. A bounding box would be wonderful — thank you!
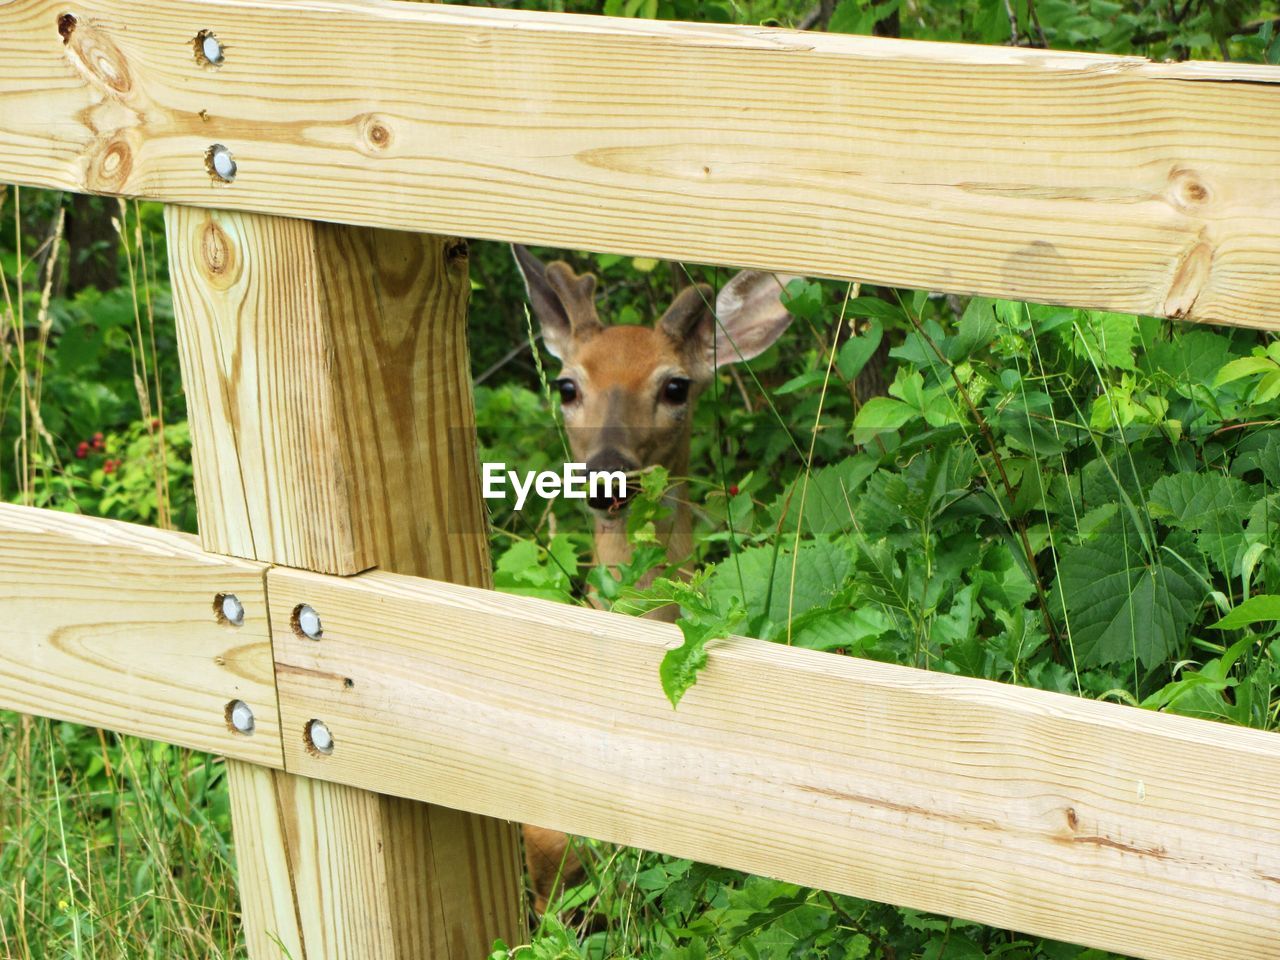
[3,1,1280,958]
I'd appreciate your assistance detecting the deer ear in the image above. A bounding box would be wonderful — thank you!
[658,284,714,345]
[710,271,797,368]
[511,245,601,360]
[512,245,571,359]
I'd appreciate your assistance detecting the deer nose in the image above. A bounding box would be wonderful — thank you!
[584,450,638,512]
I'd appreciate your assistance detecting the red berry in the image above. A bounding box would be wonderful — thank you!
[75,441,90,459]
[151,418,161,431]
[92,436,104,450]
[93,432,103,442]
[103,460,117,475]
[728,484,740,496]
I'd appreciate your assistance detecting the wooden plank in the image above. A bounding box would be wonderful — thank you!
[2,0,1279,328]
[225,764,311,960]
[168,209,362,574]
[0,503,281,767]
[232,770,522,959]
[268,565,1280,960]
[166,206,490,579]
[167,205,522,958]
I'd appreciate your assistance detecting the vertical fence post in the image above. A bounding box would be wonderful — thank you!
[165,206,524,958]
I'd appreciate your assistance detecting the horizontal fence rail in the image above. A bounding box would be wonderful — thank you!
[0,504,282,766]
[2,0,1280,328]
[3,505,1279,960]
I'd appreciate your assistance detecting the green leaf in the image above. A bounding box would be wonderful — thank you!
[1259,433,1280,487]
[888,369,924,408]
[708,537,853,628]
[658,584,745,708]
[1256,370,1280,404]
[1149,472,1252,576]
[1140,329,1231,390]
[660,618,716,708]
[780,279,824,321]
[1148,472,1252,530]
[949,297,998,360]
[789,605,893,651]
[769,454,877,536]
[852,396,916,444]
[828,0,900,35]
[844,296,905,323]
[1211,595,1280,630]
[836,318,883,381]
[1053,522,1200,668]
[773,369,828,396]
[1213,355,1279,387]
[1070,311,1137,370]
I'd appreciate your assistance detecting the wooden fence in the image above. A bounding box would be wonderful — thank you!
[2,1,1279,958]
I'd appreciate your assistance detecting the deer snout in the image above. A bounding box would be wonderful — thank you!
[584,449,638,512]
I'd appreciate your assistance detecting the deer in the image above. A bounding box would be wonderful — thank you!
[510,244,795,914]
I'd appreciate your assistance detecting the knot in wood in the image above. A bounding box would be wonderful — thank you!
[200,219,240,289]
[1167,168,1212,212]
[87,138,133,192]
[66,24,134,97]
[445,239,469,264]
[358,114,395,155]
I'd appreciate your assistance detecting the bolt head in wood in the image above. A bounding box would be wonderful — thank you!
[295,604,323,640]
[228,699,255,734]
[209,144,236,182]
[307,719,334,755]
[201,33,224,65]
[219,593,245,626]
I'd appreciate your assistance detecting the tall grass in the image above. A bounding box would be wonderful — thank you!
[0,715,242,959]
[0,188,241,959]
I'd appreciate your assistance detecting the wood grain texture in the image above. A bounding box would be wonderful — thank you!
[225,762,312,960]
[229,775,524,959]
[268,565,1280,960]
[168,207,359,573]
[166,206,490,580]
[0,503,281,767]
[169,205,522,957]
[2,0,1279,328]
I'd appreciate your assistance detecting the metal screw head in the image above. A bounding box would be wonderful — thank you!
[228,699,255,735]
[295,604,323,640]
[209,144,236,182]
[219,593,245,626]
[306,719,334,755]
[201,33,224,65]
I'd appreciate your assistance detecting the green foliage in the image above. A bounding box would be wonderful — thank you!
[0,713,240,958]
[1213,594,1280,630]
[658,576,745,706]
[484,259,1280,958]
[8,1,1280,958]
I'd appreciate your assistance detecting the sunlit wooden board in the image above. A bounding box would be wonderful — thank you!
[0,0,1278,326]
[269,564,1280,960]
[0,503,281,766]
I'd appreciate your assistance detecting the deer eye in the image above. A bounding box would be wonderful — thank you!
[555,378,579,404]
[662,377,691,405]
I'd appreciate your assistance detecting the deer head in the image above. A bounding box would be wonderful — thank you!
[512,245,795,516]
